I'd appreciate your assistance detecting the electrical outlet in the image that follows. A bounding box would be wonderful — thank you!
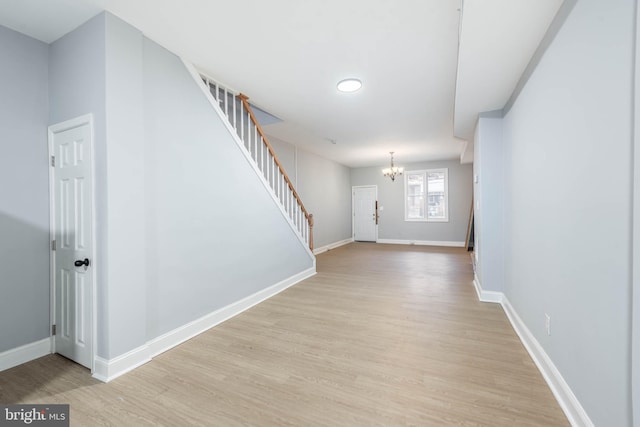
[545,313,551,336]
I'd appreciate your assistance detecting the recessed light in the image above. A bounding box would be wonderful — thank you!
[337,78,362,93]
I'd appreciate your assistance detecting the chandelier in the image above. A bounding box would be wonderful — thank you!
[382,152,404,182]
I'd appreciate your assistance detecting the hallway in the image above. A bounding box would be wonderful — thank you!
[0,243,568,426]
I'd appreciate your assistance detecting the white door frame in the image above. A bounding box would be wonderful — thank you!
[48,113,97,373]
[352,185,378,242]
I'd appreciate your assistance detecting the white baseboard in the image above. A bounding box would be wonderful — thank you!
[92,267,316,383]
[501,297,593,427]
[92,346,151,383]
[0,338,52,373]
[377,239,465,248]
[313,238,354,255]
[471,279,593,427]
[147,267,316,358]
[472,274,504,303]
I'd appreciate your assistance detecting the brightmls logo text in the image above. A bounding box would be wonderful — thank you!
[0,405,69,426]
[4,408,45,424]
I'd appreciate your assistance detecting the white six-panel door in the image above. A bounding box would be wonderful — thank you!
[50,116,94,369]
[353,186,377,242]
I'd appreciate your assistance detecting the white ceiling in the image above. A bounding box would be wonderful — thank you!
[0,0,563,168]
[454,0,563,142]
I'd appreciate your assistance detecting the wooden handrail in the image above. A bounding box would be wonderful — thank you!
[238,94,314,251]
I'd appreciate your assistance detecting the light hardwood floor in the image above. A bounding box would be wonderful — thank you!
[0,243,569,426]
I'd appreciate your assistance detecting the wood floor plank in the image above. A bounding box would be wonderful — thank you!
[0,243,569,426]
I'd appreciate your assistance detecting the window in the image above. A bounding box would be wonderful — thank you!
[404,168,448,222]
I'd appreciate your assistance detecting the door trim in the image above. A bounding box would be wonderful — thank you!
[352,185,378,242]
[48,113,97,373]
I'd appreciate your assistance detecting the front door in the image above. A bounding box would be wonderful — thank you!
[353,186,377,242]
[50,115,94,369]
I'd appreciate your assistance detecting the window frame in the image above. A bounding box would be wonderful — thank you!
[404,168,449,222]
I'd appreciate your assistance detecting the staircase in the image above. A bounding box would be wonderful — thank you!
[199,73,314,252]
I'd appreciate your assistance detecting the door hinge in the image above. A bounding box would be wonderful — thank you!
[50,155,55,167]
[51,240,56,251]
[51,324,56,336]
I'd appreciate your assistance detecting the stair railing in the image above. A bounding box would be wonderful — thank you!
[201,75,314,251]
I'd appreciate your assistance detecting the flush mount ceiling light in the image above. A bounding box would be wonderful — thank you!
[337,78,362,93]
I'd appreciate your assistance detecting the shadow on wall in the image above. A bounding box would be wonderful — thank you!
[0,211,51,354]
[0,213,103,402]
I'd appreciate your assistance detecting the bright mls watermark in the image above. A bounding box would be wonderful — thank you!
[0,405,69,426]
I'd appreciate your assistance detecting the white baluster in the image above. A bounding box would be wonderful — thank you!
[273,158,277,192]
[246,111,251,157]
[254,120,257,161]
[269,154,272,187]
[259,131,263,176]
[262,136,267,180]
[223,88,228,118]
[249,113,252,159]
[267,150,275,187]
[240,101,242,145]
[232,93,237,136]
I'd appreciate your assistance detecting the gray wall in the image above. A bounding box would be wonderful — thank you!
[473,113,504,292]
[49,13,148,358]
[142,39,314,339]
[351,160,472,244]
[0,26,49,353]
[500,0,634,424]
[269,137,297,184]
[48,13,110,357]
[44,13,315,360]
[104,14,147,358]
[297,150,351,249]
[268,136,352,249]
[634,1,640,420]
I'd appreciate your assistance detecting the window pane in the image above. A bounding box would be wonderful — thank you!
[427,171,445,219]
[407,195,424,218]
[407,173,424,219]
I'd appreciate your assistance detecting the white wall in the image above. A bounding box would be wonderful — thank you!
[473,112,504,293]
[0,25,50,353]
[268,136,352,249]
[351,159,472,244]
[499,0,634,424]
